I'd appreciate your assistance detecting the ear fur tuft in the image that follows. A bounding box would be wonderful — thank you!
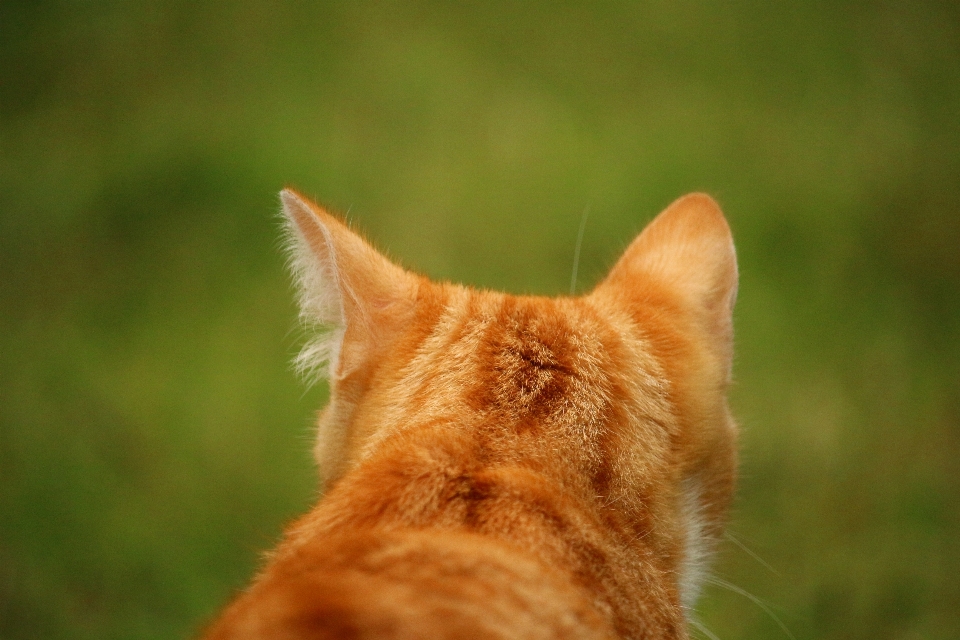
[281,189,347,382]
[281,188,418,382]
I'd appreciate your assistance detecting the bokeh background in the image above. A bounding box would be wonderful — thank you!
[3,1,959,638]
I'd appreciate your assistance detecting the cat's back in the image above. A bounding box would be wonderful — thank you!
[206,295,678,638]
[205,524,613,639]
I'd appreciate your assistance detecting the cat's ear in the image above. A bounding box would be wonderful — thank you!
[596,193,738,359]
[281,189,418,380]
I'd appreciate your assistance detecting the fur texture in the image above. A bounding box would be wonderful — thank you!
[203,190,739,639]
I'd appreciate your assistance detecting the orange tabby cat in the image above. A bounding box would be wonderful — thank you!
[203,189,738,639]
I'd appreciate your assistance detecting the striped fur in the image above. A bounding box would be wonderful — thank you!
[203,190,739,639]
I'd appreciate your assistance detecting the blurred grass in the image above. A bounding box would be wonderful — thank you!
[2,1,959,638]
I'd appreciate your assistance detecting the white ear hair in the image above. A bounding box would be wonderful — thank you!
[281,190,346,382]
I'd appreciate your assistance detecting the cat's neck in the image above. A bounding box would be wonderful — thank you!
[269,421,688,639]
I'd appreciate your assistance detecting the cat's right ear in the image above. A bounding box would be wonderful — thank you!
[593,193,738,368]
[281,189,418,381]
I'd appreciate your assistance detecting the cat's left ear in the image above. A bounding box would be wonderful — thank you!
[281,189,418,380]
[595,193,738,364]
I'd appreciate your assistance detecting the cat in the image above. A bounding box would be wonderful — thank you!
[202,189,739,640]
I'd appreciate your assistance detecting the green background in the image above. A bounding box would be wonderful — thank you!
[2,1,958,638]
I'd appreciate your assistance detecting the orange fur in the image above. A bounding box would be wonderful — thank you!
[202,191,739,639]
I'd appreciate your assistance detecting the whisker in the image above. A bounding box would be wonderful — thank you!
[724,531,781,576]
[705,576,795,640]
[569,203,591,295]
[689,619,722,640]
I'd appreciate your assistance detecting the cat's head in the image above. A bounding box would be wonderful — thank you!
[281,189,738,610]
